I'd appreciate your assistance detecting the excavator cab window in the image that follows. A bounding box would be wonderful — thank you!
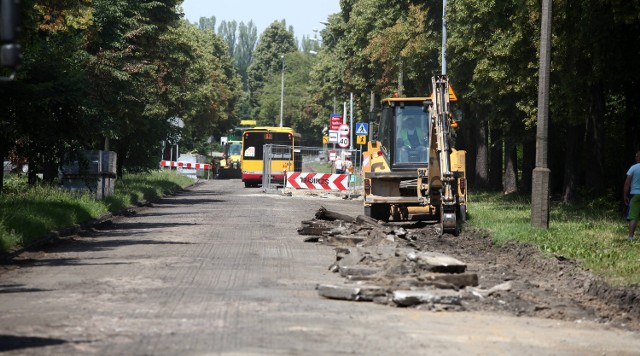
[229,143,242,156]
[379,106,393,161]
[394,105,429,165]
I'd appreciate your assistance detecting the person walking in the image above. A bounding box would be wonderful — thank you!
[624,150,640,241]
[334,155,344,174]
[344,156,353,174]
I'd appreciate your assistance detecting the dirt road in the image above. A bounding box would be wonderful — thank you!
[0,179,638,355]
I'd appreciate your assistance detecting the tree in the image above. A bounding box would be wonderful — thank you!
[255,52,321,141]
[0,0,95,186]
[235,21,258,89]
[84,0,184,174]
[218,20,238,58]
[197,16,216,31]
[247,21,297,115]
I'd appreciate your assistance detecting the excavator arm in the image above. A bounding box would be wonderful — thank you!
[426,75,459,234]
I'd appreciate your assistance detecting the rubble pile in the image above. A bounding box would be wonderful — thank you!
[298,207,510,310]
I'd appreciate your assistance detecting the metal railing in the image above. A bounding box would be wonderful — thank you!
[262,144,363,195]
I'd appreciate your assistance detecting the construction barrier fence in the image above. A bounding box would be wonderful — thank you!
[261,144,363,195]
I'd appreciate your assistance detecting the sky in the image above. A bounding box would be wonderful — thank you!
[180,0,341,41]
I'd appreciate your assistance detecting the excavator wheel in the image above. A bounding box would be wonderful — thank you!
[443,211,458,236]
[457,204,467,223]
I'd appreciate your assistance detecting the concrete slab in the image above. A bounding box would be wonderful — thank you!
[406,251,467,273]
[316,284,386,302]
[392,289,462,307]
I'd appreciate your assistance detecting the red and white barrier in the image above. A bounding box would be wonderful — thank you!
[286,172,349,191]
[160,160,211,169]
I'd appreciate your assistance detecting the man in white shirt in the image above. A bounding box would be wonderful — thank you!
[334,156,344,174]
[624,151,640,241]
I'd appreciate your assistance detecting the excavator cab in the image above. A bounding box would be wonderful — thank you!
[217,140,243,178]
[379,98,431,168]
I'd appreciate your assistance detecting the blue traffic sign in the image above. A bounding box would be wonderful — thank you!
[355,122,368,136]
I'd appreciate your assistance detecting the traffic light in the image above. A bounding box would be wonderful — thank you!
[1,0,21,69]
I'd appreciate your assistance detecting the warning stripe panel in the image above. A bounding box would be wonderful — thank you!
[160,160,211,169]
[286,172,349,191]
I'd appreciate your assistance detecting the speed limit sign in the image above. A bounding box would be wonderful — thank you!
[338,136,349,148]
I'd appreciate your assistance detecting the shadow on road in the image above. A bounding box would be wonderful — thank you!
[0,284,51,294]
[153,198,226,206]
[0,334,67,352]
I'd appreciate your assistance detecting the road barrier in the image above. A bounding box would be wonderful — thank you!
[160,160,211,169]
[286,172,349,191]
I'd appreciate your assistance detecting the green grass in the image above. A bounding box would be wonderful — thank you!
[0,171,194,252]
[467,192,639,286]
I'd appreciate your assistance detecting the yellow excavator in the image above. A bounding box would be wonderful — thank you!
[362,75,467,235]
[217,140,243,179]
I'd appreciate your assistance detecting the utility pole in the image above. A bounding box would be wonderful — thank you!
[279,55,285,127]
[442,0,447,74]
[532,0,552,229]
[350,92,354,150]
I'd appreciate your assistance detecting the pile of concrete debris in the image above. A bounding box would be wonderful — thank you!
[298,207,512,310]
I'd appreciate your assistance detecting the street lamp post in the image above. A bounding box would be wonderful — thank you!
[279,55,285,127]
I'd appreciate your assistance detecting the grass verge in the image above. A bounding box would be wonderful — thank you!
[467,192,639,286]
[0,170,194,253]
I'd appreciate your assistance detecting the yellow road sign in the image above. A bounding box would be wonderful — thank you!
[356,135,367,145]
[323,135,329,144]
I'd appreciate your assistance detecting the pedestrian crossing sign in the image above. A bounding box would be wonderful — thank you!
[355,122,368,136]
[356,135,367,145]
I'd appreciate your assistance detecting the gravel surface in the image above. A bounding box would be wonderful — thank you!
[0,179,639,355]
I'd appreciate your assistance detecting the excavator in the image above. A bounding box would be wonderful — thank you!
[217,140,243,179]
[362,75,467,235]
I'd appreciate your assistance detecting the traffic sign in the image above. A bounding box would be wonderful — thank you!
[356,135,367,145]
[338,136,349,148]
[328,131,339,143]
[322,135,329,144]
[338,124,350,137]
[355,122,369,136]
[330,114,343,130]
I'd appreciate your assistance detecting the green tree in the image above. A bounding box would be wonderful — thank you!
[0,0,94,187]
[197,16,216,31]
[84,0,182,174]
[247,21,297,114]
[256,52,321,141]
[218,20,238,58]
[235,21,258,89]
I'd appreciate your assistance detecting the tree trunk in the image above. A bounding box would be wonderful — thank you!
[625,81,640,157]
[28,164,37,185]
[585,81,605,196]
[116,140,127,179]
[503,138,518,194]
[0,146,7,195]
[473,119,489,190]
[458,106,475,185]
[42,161,58,184]
[562,123,585,203]
[489,126,503,192]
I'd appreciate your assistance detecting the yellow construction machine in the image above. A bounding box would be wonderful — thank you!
[362,75,467,235]
[217,140,243,179]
